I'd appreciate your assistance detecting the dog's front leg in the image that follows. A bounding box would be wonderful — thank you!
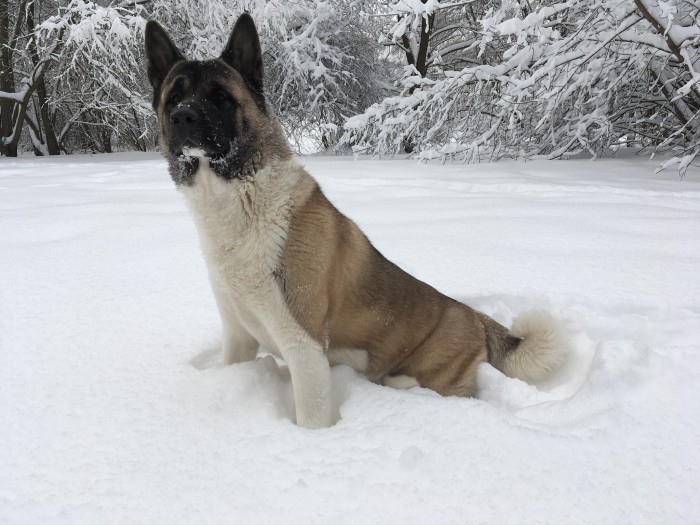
[211,285,259,365]
[282,340,332,429]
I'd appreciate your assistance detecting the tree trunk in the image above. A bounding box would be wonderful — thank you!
[0,0,17,156]
[400,3,435,153]
[27,1,59,155]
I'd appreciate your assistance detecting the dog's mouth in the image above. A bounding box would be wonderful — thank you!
[176,141,230,162]
[181,146,208,158]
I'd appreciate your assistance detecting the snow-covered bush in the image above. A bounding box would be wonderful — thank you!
[262,1,384,151]
[41,1,153,153]
[341,0,700,175]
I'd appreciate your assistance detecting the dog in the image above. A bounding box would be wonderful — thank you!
[144,13,568,428]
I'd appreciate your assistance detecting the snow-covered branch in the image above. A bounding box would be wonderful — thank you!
[342,0,700,175]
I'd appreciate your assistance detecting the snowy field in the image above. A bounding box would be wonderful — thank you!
[1,152,699,524]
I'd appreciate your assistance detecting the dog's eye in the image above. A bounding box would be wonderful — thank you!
[210,89,231,105]
[168,90,182,106]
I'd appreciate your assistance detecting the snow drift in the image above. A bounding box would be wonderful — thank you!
[1,153,699,524]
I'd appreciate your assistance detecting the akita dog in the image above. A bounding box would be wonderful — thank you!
[144,14,567,428]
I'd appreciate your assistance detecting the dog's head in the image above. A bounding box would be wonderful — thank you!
[145,14,290,185]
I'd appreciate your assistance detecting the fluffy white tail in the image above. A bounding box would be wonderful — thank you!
[498,311,568,383]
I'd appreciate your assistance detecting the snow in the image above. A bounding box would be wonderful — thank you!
[1,152,699,524]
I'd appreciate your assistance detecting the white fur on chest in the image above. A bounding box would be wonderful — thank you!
[179,158,299,354]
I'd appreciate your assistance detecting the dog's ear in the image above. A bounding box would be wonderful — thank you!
[144,21,184,104]
[220,13,265,110]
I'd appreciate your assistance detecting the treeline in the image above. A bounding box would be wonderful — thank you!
[2,1,700,174]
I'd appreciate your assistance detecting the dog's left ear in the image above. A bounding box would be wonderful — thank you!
[221,13,265,110]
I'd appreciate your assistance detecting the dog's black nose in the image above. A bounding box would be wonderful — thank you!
[170,107,199,127]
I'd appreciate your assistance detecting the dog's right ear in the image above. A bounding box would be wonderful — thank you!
[144,21,184,102]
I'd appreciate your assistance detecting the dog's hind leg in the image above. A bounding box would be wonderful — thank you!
[221,321,259,366]
[281,338,332,429]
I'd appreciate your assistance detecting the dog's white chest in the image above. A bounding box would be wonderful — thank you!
[180,160,297,353]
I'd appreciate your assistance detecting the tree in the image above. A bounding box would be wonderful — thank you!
[0,0,17,156]
[262,1,384,151]
[372,0,494,152]
[0,0,64,156]
[0,0,151,155]
[43,1,154,153]
[341,0,700,176]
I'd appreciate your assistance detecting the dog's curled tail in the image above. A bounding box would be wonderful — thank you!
[480,311,568,384]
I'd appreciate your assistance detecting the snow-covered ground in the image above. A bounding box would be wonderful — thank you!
[1,153,699,524]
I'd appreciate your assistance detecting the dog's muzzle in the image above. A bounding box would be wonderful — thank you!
[170,106,201,151]
[169,105,230,160]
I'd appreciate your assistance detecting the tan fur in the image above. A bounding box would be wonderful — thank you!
[278,176,491,396]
